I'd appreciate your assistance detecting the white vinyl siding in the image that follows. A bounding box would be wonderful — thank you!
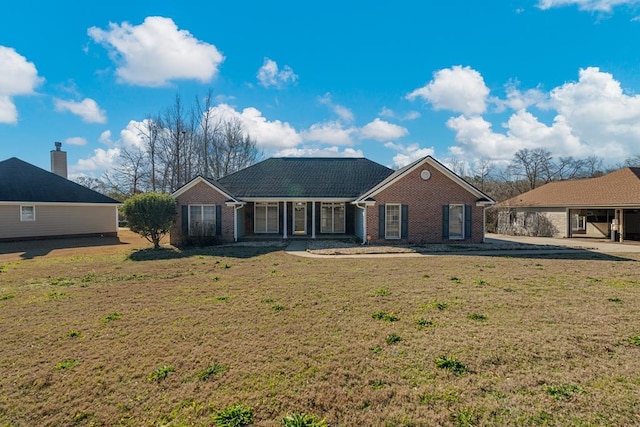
[320,202,345,233]
[449,204,464,240]
[20,205,35,222]
[385,204,401,239]
[188,205,216,236]
[0,204,118,240]
[255,202,279,233]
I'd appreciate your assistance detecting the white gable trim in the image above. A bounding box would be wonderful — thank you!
[171,176,237,202]
[357,156,495,204]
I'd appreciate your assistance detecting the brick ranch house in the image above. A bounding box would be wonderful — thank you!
[496,167,640,242]
[170,156,495,245]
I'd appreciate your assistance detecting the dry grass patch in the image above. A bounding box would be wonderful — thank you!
[0,241,639,425]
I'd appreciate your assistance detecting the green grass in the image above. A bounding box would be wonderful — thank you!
[435,355,468,375]
[148,365,175,382]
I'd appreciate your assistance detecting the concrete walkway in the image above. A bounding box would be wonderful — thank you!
[284,240,308,253]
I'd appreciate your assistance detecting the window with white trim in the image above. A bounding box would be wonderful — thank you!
[385,204,401,239]
[320,202,345,233]
[571,213,586,231]
[189,205,216,236]
[448,204,464,240]
[255,202,279,233]
[20,205,35,222]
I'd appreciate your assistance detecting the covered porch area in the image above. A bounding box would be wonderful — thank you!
[230,199,369,242]
[567,207,640,242]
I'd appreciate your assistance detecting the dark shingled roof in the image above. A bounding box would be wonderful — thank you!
[217,157,394,198]
[0,157,119,204]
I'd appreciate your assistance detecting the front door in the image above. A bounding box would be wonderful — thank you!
[293,202,307,235]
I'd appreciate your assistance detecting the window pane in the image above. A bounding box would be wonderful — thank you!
[333,205,345,233]
[267,205,278,233]
[386,205,400,238]
[255,205,266,233]
[21,206,35,221]
[321,205,332,233]
[449,205,463,239]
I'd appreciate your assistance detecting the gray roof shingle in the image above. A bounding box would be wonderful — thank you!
[217,157,394,198]
[0,157,119,204]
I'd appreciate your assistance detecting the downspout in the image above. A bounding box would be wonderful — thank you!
[354,202,367,245]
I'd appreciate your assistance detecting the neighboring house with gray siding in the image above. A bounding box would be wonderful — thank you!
[0,156,120,241]
[496,167,640,242]
[170,156,495,246]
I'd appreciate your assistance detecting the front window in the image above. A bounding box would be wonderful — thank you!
[321,203,345,233]
[189,205,216,236]
[255,202,279,233]
[385,204,401,239]
[449,204,464,240]
[20,205,35,222]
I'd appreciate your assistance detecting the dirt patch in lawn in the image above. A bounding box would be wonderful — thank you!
[1,241,639,426]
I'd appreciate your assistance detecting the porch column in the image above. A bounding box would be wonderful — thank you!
[283,201,288,239]
[234,205,238,242]
[362,206,367,244]
[619,209,624,243]
[312,201,316,239]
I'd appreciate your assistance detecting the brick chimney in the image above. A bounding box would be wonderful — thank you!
[50,141,68,178]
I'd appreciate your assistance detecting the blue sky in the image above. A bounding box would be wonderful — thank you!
[1,0,640,178]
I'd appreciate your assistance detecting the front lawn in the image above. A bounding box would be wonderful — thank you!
[1,243,639,426]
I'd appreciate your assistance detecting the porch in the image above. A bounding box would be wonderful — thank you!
[234,200,365,242]
[568,208,640,242]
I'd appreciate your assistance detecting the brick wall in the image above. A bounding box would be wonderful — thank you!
[170,181,235,245]
[366,164,485,244]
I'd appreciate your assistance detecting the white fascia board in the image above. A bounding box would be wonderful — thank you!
[172,176,237,202]
[241,197,354,203]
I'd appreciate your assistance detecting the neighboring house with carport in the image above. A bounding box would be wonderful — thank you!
[0,144,120,241]
[170,156,495,246]
[496,167,640,242]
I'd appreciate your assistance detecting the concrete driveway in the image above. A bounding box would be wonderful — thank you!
[485,234,640,253]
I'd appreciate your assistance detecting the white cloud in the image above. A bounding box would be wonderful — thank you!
[319,93,354,122]
[446,110,584,161]
[0,46,43,124]
[378,107,421,121]
[407,65,490,116]
[301,121,356,145]
[274,146,364,158]
[208,104,301,149]
[360,118,409,141]
[54,98,107,123]
[403,111,421,121]
[119,119,152,151]
[98,130,113,145]
[537,0,640,12]
[498,82,548,111]
[548,67,640,158]
[72,147,121,173]
[0,96,17,123]
[384,141,435,168]
[257,58,298,88]
[88,16,225,87]
[65,137,88,146]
